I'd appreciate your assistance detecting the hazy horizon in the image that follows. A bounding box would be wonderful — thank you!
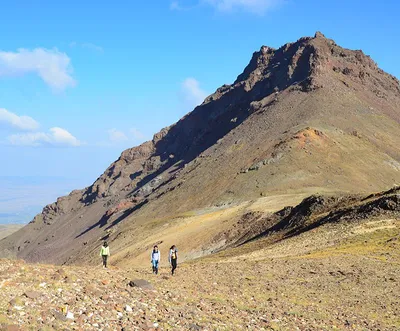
[0,176,90,224]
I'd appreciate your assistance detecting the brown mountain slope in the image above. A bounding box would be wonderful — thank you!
[1,32,399,266]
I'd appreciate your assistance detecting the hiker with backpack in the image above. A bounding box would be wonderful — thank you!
[100,242,110,268]
[151,245,160,274]
[168,245,178,275]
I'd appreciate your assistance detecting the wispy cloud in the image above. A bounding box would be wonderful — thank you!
[130,128,146,141]
[7,127,81,147]
[82,43,104,53]
[0,108,40,131]
[0,48,76,91]
[70,42,104,53]
[170,0,200,11]
[172,0,284,14]
[181,78,208,109]
[108,128,129,143]
[170,1,183,10]
[106,128,146,145]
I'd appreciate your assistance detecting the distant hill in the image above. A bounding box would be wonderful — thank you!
[0,224,23,240]
[0,176,85,224]
[1,32,399,266]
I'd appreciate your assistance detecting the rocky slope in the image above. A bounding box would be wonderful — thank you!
[1,32,399,266]
[1,206,399,330]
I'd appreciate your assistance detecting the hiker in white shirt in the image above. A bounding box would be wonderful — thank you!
[151,245,160,274]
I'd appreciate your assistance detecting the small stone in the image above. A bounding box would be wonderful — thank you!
[125,305,133,312]
[9,298,22,306]
[52,274,61,280]
[52,310,67,322]
[24,291,41,299]
[56,269,66,275]
[66,311,74,320]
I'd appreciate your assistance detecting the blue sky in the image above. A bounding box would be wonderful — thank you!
[0,0,399,222]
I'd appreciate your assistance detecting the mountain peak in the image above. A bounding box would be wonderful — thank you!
[260,45,275,54]
[314,31,326,39]
[233,32,400,97]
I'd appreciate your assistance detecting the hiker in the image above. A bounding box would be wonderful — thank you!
[151,245,160,274]
[168,245,178,275]
[100,242,110,268]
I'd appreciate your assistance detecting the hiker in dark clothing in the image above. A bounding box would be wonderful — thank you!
[168,245,178,275]
[100,242,110,268]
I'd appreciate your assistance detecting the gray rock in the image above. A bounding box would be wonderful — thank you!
[52,310,67,322]
[128,279,153,290]
[23,291,41,299]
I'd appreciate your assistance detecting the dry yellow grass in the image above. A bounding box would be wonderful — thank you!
[110,193,310,267]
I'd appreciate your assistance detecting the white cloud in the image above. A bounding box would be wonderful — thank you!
[130,128,145,140]
[0,108,39,131]
[108,128,129,143]
[50,127,81,146]
[8,132,48,147]
[8,127,81,147]
[181,78,208,108]
[0,48,76,91]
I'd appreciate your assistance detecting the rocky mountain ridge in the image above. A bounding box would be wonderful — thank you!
[1,32,399,266]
